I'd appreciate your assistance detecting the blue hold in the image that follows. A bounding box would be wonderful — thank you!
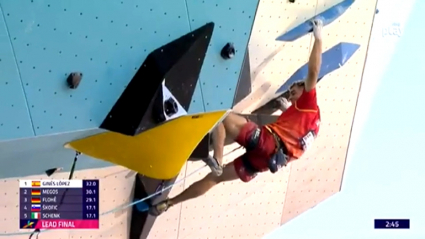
[276,0,354,42]
[135,200,150,212]
[275,42,360,94]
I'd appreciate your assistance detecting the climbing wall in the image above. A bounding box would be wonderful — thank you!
[0,0,258,141]
[0,0,259,238]
[234,0,378,228]
[0,0,377,238]
[184,0,260,113]
[148,0,377,238]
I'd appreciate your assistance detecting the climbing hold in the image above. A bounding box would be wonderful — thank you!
[45,167,63,177]
[66,72,83,89]
[376,9,379,14]
[276,0,354,42]
[289,0,295,3]
[65,110,230,179]
[275,42,360,95]
[100,22,214,136]
[164,98,178,117]
[151,85,183,124]
[135,200,150,212]
[253,42,360,115]
[221,42,235,59]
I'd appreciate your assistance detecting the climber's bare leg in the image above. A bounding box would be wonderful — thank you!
[148,162,239,216]
[211,112,248,165]
[170,161,239,205]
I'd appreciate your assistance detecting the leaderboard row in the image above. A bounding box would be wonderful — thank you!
[19,180,99,229]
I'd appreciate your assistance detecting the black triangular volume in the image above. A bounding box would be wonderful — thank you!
[150,85,166,124]
[45,168,59,177]
[162,22,214,111]
[129,174,178,239]
[129,174,148,239]
[100,22,215,136]
[190,133,210,159]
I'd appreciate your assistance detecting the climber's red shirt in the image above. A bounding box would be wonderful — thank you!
[267,88,320,161]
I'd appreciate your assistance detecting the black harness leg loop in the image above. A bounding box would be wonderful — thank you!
[264,126,289,174]
[268,148,288,173]
[242,127,262,175]
[245,128,261,151]
[244,127,289,174]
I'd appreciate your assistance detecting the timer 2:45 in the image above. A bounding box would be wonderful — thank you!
[386,221,399,228]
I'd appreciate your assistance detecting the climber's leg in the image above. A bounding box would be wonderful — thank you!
[203,112,251,175]
[148,161,239,216]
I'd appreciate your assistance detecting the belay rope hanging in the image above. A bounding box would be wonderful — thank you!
[28,151,81,239]
[68,151,81,180]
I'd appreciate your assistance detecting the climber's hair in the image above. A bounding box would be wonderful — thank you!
[289,81,305,89]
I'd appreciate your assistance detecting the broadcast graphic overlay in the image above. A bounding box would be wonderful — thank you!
[19,180,99,229]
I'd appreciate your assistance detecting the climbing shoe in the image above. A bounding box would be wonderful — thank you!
[148,199,172,216]
[202,155,223,176]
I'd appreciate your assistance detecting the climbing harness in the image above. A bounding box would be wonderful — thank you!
[243,126,288,174]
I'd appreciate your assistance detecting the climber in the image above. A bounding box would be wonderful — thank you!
[149,19,323,216]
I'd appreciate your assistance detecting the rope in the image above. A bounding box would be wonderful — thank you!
[102,164,207,215]
[0,164,207,237]
[3,143,245,237]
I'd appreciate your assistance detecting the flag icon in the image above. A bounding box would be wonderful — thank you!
[31,189,41,196]
[31,212,40,219]
[31,197,41,204]
[31,204,41,212]
[31,181,41,187]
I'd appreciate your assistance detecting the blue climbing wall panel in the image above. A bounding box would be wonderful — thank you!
[275,42,360,94]
[185,0,259,113]
[0,0,259,140]
[276,0,354,42]
[0,8,34,140]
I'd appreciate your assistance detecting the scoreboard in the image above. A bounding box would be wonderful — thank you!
[19,180,99,229]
